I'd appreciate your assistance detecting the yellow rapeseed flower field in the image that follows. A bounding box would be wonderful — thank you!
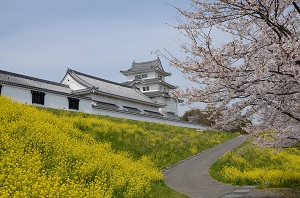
[210,140,300,188]
[0,97,162,197]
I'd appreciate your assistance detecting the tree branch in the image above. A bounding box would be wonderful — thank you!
[293,1,300,14]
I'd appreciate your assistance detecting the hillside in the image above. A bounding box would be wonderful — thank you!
[0,97,237,197]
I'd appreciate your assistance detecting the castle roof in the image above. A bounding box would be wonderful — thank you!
[0,69,72,95]
[120,58,171,76]
[64,69,165,107]
[0,69,165,107]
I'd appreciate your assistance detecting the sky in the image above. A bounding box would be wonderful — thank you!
[0,0,200,115]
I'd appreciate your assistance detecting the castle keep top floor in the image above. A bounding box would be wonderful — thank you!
[120,58,172,81]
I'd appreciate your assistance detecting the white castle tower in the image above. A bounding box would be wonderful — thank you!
[120,58,182,119]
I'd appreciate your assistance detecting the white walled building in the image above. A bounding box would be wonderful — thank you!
[120,58,182,119]
[0,61,205,129]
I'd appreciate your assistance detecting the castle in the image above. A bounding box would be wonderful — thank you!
[0,58,204,129]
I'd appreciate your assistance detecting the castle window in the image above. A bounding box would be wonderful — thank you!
[143,86,149,91]
[31,91,45,105]
[68,97,80,110]
[158,75,162,79]
[135,74,147,79]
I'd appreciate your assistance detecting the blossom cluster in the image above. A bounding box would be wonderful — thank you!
[164,0,300,147]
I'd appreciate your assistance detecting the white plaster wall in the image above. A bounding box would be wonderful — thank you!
[126,71,156,81]
[119,100,158,112]
[155,73,165,81]
[86,94,120,109]
[61,74,87,90]
[44,93,68,109]
[146,72,156,79]
[1,85,32,104]
[2,84,205,130]
[152,96,178,115]
[1,85,92,113]
[44,93,92,113]
[164,98,178,114]
[92,108,206,130]
[135,84,159,92]
[78,99,93,113]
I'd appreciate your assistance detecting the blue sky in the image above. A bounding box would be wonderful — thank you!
[0,0,199,115]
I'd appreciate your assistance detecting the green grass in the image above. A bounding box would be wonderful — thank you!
[209,139,300,190]
[149,181,189,198]
[46,108,238,169]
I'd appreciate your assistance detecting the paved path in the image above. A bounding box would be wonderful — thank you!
[163,135,247,198]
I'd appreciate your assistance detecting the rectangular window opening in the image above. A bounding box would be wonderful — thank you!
[68,97,80,110]
[143,86,150,91]
[31,90,45,105]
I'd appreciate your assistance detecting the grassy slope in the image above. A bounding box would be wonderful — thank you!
[1,97,237,197]
[47,108,237,169]
[209,139,300,197]
[46,108,238,197]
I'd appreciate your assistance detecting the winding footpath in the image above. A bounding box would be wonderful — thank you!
[163,135,285,198]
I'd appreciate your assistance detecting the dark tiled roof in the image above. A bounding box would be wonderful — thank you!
[67,69,164,107]
[130,58,163,72]
[0,69,72,94]
[120,58,171,76]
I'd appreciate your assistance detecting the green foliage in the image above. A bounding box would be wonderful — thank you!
[181,109,251,133]
[209,140,300,188]
[181,109,213,126]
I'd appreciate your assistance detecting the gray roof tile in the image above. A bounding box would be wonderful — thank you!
[68,69,164,107]
[120,58,171,76]
[0,69,72,94]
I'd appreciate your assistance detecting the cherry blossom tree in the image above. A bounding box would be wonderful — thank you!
[164,0,300,147]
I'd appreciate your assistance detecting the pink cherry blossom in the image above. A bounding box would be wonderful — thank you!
[163,0,300,147]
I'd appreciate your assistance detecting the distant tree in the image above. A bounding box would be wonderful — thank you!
[181,109,213,126]
[181,108,251,133]
[162,1,300,147]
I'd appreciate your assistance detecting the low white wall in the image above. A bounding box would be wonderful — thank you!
[1,85,92,113]
[2,84,206,130]
[61,74,87,90]
[2,85,33,104]
[92,107,206,130]
[89,93,159,112]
